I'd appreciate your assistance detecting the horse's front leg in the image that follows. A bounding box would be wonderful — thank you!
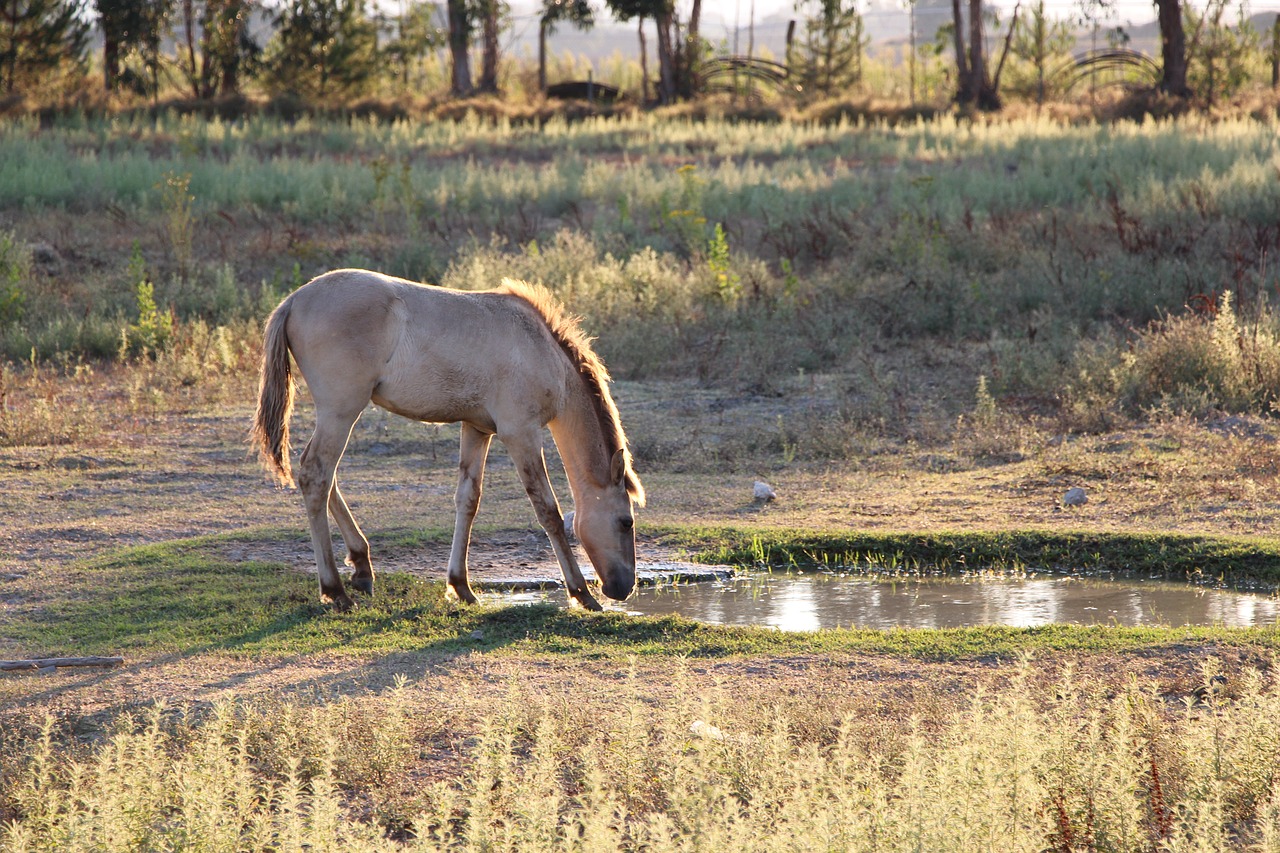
[446,423,493,605]
[503,432,602,612]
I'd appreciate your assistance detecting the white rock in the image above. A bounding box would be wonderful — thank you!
[1063,487,1088,506]
[753,481,777,502]
[690,720,726,741]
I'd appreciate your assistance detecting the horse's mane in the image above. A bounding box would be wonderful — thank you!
[498,278,645,506]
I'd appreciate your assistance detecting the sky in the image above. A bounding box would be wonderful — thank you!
[511,0,1170,26]
[503,0,1196,38]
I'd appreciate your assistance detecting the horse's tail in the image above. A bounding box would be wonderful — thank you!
[251,297,296,488]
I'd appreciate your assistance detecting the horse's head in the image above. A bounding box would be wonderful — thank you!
[575,449,644,601]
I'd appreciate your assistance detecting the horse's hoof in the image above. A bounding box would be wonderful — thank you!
[446,585,478,606]
[324,593,356,612]
[350,576,374,595]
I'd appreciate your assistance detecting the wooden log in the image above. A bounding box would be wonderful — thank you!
[0,656,124,672]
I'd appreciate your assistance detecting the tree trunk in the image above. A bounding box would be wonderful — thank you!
[1271,14,1280,88]
[447,0,472,96]
[967,0,985,96]
[1156,0,1190,96]
[3,0,15,93]
[680,0,701,98]
[538,20,548,92]
[217,0,244,95]
[638,17,649,103]
[182,0,200,98]
[103,33,120,91]
[654,8,676,104]
[478,2,498,92]
[952,0,1003,109]
[950,0,971,101]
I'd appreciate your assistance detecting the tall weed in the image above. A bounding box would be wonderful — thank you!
[1068,291,1280,422]
[7,661,1280,850]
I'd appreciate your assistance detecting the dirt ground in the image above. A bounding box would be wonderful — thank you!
[3,374,1280,723]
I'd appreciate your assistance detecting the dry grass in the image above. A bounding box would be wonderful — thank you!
[5,651,1280,850]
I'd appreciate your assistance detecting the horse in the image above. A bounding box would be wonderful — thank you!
[250,269,645,612]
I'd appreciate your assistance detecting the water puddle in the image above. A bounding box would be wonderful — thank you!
[489,572,1280,631]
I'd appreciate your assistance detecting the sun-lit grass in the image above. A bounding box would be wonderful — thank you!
[5,531,1280,664]
[6,656,1280,851]
[5,113,1280,435]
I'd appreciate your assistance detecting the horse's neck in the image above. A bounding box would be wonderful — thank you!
[548,377,612,502]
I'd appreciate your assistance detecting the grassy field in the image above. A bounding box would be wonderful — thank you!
[5,111,1280,848]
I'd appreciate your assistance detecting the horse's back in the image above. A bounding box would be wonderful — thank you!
[285,270,567,428]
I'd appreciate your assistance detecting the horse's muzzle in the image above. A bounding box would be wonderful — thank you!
[602,571,635,602]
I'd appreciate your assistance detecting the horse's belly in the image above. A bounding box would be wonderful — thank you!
[371,385,496,433]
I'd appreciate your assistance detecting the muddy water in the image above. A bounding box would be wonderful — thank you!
[494,573,1280,631]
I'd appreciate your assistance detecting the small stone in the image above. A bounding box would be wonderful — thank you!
[470,629,484,641]
[1062,487,1088,507]
[753,481,777,502]
[690,720,726,741]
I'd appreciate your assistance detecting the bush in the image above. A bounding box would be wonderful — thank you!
[1068,291,1280,422]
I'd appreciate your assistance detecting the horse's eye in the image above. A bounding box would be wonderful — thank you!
[620,517,634,531]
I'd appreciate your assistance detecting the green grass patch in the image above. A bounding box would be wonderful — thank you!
[9,529,1280,663]
[669,525,1280,586]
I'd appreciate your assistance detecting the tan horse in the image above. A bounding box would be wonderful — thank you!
[251,269,645,612]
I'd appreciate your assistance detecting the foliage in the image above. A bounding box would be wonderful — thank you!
[1007,0,1075,103]
[0,231,28,327]
[788,0,870,101]
[172,0,262,99]
[706,222,740,302]
[93,0,171,95]
[260,0,380,99]
[379,0,447,91]
[1186,0,1260,104]
[0,0,89,95]
[121,244,173,357]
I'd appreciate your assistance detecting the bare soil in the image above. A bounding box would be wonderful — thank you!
[3,371,1280,723]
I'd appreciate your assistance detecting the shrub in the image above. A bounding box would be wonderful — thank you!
[8,661,1280,850]
[1068,291,1280,422]
[0,231,29,327]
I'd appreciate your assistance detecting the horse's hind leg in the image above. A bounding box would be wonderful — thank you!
[329,481,374,595]
[446,423,492,604]
[297,407,363,611]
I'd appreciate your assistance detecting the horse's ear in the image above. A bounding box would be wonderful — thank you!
[610,449,627,486]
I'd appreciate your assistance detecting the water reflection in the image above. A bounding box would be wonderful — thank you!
[494,574,1280,631]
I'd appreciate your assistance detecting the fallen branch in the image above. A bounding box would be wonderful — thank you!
[0,656,124,672]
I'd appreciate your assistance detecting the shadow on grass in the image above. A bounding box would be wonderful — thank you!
[6,530,737,666]
[10,524,1280,716]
